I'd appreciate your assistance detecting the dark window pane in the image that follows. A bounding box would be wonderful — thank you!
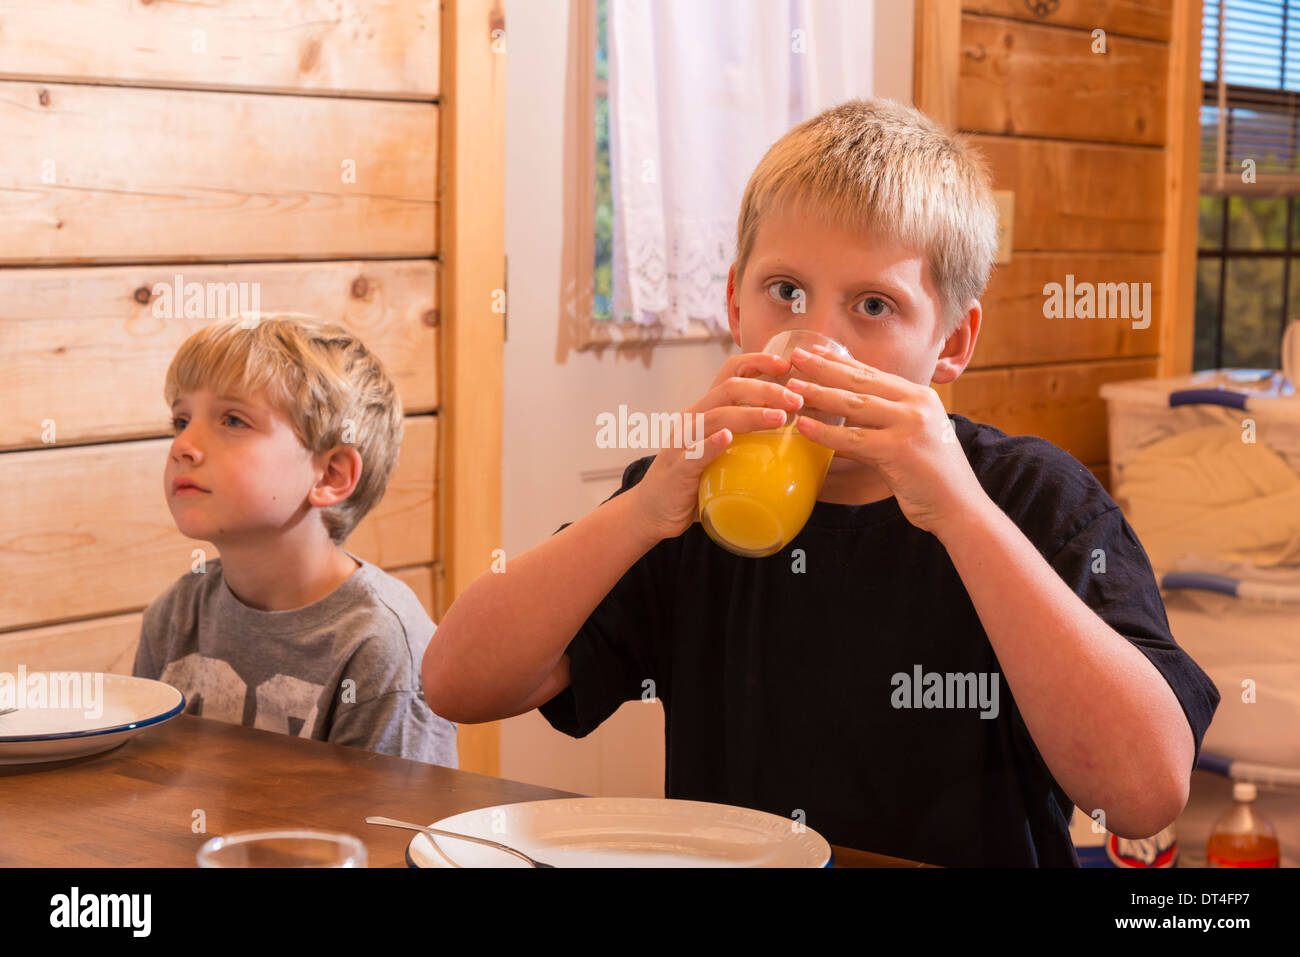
[1227,196,1288,249]
[1223,257,1284,368]
[1198,196,1224,248]
[1194,257,1222,371]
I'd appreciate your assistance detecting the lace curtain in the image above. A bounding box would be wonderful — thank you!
[608,0,876,334]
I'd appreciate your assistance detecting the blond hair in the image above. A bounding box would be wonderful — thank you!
[164,313,403,545]
[735,98,999,338]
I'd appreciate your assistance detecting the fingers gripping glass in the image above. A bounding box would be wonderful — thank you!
[697,330,851,558]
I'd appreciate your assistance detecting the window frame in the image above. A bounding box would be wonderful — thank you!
[1195,194,1299,369]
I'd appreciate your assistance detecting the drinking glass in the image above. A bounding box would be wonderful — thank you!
[698,330,851,557]
[196,829,367,868]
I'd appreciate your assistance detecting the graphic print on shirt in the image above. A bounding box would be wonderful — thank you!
[160,654,245,724]
[255,673,321,737]
[159,653,324,735]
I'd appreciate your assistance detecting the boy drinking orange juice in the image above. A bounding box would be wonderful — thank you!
[423,99,1219,865]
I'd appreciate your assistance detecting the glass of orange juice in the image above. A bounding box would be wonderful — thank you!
[698,330,851,557]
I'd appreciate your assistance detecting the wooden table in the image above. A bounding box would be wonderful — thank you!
[0,715,928,867]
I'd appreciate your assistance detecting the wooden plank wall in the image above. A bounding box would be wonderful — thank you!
[0,3,449,745]
[921,0,1188,489]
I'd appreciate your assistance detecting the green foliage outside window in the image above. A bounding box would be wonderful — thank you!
[1196,194,1295,371]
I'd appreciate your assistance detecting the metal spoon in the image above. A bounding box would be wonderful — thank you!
[365,815,554,868]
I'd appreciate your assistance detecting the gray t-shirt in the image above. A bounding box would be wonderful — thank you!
[133,549,457,767]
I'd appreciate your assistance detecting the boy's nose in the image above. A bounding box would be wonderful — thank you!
[170,429,204,463]
[797,314,845,347]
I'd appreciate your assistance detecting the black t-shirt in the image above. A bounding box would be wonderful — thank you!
[539,413,1221,867]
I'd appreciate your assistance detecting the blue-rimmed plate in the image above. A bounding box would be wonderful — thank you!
[0,672,185,764]
[405,797,834,868]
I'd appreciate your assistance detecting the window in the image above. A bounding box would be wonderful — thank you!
[1197,0,1300,370]
[567,0,734,348]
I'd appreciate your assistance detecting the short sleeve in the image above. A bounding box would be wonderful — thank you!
[329,689,458,767]
[326,627,458,765]
[538,456,665,738]
[132,630,154,679]
[1041,505,1222,768]
[132,605,160,680]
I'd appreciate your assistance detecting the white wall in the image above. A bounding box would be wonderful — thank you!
[499,0,914,797]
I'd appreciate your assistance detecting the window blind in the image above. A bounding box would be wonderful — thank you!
[1202,0,1300,194]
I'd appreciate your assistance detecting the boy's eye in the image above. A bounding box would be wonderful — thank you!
[765,280,804,306]
[169,414,247,433]
[857,296,894,319]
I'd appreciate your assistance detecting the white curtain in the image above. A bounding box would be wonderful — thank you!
[609,0,875,334]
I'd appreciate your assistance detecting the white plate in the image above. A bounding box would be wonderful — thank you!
[405,798,833,868]
[0,672,185,764]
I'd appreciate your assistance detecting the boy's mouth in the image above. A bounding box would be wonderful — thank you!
[173,477,209,494]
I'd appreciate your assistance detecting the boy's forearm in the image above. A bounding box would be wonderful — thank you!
[935,498,1194,839]
[423,486,663,723]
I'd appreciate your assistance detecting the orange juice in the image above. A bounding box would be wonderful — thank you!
[1206,831,1280,867]
[698,424,834,557]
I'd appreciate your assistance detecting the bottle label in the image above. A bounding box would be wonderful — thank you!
[1105,827,1178,868]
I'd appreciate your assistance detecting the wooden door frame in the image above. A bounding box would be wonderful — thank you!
[439,0,506,776]
[913,0,961,412]
[1160,0,1202,377]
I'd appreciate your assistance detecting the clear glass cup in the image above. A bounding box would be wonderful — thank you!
[698,330,852,557]
[196,829,368,868]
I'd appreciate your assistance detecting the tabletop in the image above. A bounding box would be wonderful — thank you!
[0,714,931,868]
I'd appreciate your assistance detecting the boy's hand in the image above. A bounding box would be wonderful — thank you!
[786,344,988,536]
[626,351,806,542]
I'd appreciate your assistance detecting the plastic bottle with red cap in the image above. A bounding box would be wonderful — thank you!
[1206,781,1281,867]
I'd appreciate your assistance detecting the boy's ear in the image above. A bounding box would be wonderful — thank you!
[726,264,742,349]
[930,300,981,385]
[308,446,363,508]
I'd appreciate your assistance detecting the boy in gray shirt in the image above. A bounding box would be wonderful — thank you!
[134,313,456,767]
